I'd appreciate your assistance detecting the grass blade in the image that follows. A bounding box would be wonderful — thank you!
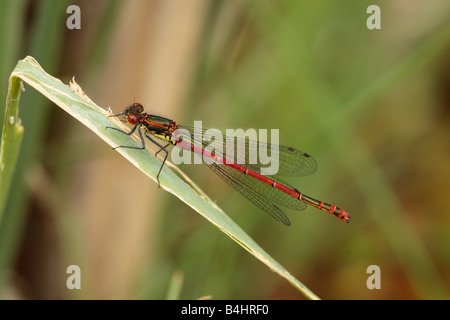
[0,76,24,224]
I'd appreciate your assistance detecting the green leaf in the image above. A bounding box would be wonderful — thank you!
[7,56,320,300]
[0,75,24,224]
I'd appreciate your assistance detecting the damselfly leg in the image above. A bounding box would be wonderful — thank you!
[106,125,169,187]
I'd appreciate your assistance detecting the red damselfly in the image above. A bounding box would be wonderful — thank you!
[106,103,351,226]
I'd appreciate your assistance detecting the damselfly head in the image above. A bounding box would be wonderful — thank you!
[124,103,144,124]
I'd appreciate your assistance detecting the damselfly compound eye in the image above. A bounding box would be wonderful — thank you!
[127,113,139,124]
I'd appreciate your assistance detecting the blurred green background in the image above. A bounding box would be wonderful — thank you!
[1,0,450,299]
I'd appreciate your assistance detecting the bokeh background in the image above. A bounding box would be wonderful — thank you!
[1,0,449,300]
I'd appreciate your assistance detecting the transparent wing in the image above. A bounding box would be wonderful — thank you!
[179,125,317,178]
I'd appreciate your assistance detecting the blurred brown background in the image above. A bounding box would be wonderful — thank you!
[0,0,449,299]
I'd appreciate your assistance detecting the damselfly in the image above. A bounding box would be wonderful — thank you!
[106,103,351,225]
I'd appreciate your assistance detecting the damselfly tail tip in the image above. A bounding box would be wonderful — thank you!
[342,211,351,223]
[334,207,351,223]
